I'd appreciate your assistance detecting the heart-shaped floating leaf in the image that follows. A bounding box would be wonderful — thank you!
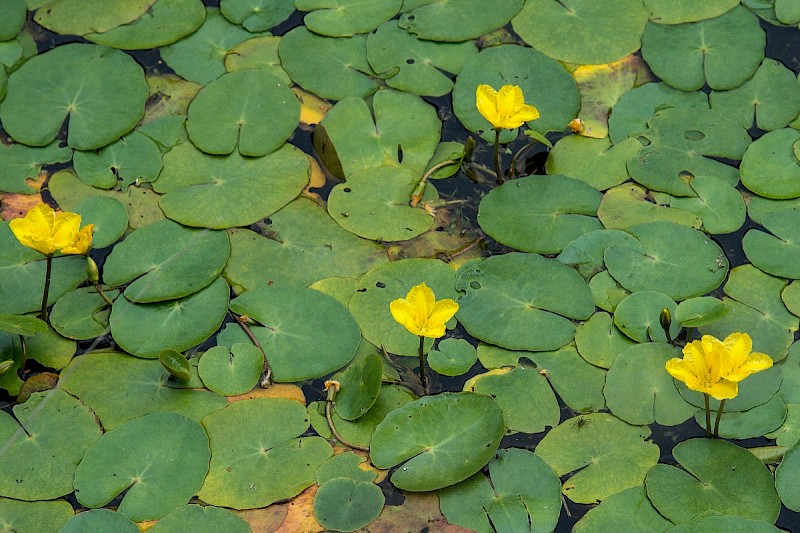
[297,0,401,36]
[464,367,560,435]
[641,6,765,91]
[0,141,72,194]
[628,106,751,197]
[597,183,702,230]
[334,351,382,421]
[366,21,477,97]
[478,174,603,254]
[70,196,129,249]
[645,438,780,523]
[198,343,263,396]
[456,253,594,351]
[513,0,648,64]
[0,0,25,40]
[575,312,636,369]
[399,0,523,42]
[453,44,579,140]
[314,478,385,532]
[668,176,746,234]
[535,413,659,504]
[219,0,294,32]
[589,270,630,312]
[744,208,800,278]
[0,333,22,396]
[19,326,75,372]
[0,389,102,501]
[678,365,782,414]
[674,296,729,327]
[0,498,73,533]
[776,440,800,512]
[104,219,230,302]
[59,510,139,533]
[546,136,639,191]
[315,452,378,485]
[557,229,643,280]
[784,282,800,318]
[222,285,360,381]
[667,515,784,533]
[198,398,333,509]
[439,448,561,533]
[74,412,210,521]
[186,69,298,157]
[59,351,226,430]
[428,338,477,377]
[0,314,46,337]
[85,0,206,50]
[740,128,800,199]
[748,197,800,227]
[33,0,155,35]
[572,486,673,532]
[154,142,310,229]
[148,504,250,533]
[605,221,729,301]
[223,36,290,84]
[110,277,231,358]
[694,395,786,439]
[613,291,679,343]
[279,27,378,100]
[766,404,800,448]
[0,43,148,150]
[644,0,739,23]
[73,131,163,190]
[370,392,504,491]
[49,286,118,341]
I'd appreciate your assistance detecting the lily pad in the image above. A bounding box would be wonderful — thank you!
[70,196,129,249]
[744,208,800,278]
[297,0,401,36]
[49,286,118,341]
[575,312,637,369]
[223,36,290,84]
[428,338,477,377]
[748,196,800,225]
[613,291,679,343]
[668,515,783,533]
[740,128,800,199]
[59,510,138,533]
[557,229,643,280]
[154,142,310,229]
[572,486,672,533]
[668,176,746,234]
[24,326,76,370]
[535,413,659,504]
[784,281,800,317]
[678,363,782,413]
[546,136,640,191]
[695,395,786,439]
[456,253,594,351]
[33,0,155,35]
[439,448,561,533]
[370,392,504,491]
[314,478,385,532]
[597,183,702,230]
[148,504,251,533]
[644,0,740,23]
[222,285,360,381]
[674,296,729,327]
[604,221,729,301]
[766,404,800,448]
[589,270,631,312]
[315,452,378,485]
[780,343,800,404]
[0,43,148,150]
[776,440,800,511]
[0,0,25,40]
[0,141,72,194]
[0,498,73,533]
[604,342,698,426]
[399,0,523,42]
[72,131,163,190]
[219,0,294,31]
[645,438,781,523]
[198,344,263,396]
[642,6,765,91]
[186,70,298,157]
[333,351,383,421]
[477,174,603,254]
[198,398,333,509]
[0,315,46,337]
[513,0,649,64]
[366,21,476,97]
[74,412,209,521]
[58,351,227,430]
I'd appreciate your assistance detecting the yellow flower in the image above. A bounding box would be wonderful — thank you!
[476,84,540,130]
[9,203,94,255]
[720,332,773,382]
[390,282,459,339]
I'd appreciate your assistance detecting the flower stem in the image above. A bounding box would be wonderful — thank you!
[324,380,369,452]
[418,335,427,394]
[493,129,504,184]
[508,140,537,178]
[93,283,115,306]
[704,394,712,438]
[714,399,726,438]
[233,313,272,388]
[40,254,53,323]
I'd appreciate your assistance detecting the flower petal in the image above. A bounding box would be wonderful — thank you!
[726,352,773,383]
[405,283,435,319]
[390,298,422,336]
[706,378,738,401]
[52,212,82,250]
[428,298,458,326]
[60,224,94,255]
[476,84,501,129]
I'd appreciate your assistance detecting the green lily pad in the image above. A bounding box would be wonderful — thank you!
[477,174,603,254]
[646,0,740,23]
[0,314,46,337]
[222,285,360,381]
[70,196,129,249]
[740,128,800,199]
[0,141,72,194]
[668,176,746,234]
[0,498,73,533]
[314,478,385,532]
[589,270,631,312]
[453,44,579,140]
[613,291,679,343]
[628,106,751,197]
[223,36,290,84]
[72,131,162,190]
[456,253,594,351]
[220,0,294,31]
[399,0,523,42]
[334,351,382,421]
[695,395,786,439]
[464,366,560,435]
[0,0,25,40]
[159,349,191,381]
[699,265,798,363]
[366,21,476,97]
[668,515,784,533]
[546,136,639,191]
[186,70,297,157]
[605,342,698,426]
[33,0,155,35]
[59,510,138,533]
[198,398,333,509]
[535,413,659,504]
[779,343,800,404]
[678,363,782,413]
[642,6,765,90]
[370,392,504,491]
[223,199,388,293]
[49,286,118,341]
[279,27,378,100]
[748,196,800,225]
[0,334,22,398]
[674,296,729,327]
[645,438,781,523]
[776,440,800,512]
[0,389,102,500]
[84,0,206,50]
[297,0,401,36]
[198,343,263,396]
[597,183,702,230]
[776,0,800,23]
[104,219,230,302]
[58,351,227,430]
[74,412,209,521]
[0,43,148,150]
[439,448,561,533]
[148,504,250,533]
[575,312,637,369]
[784,281,800,317]
[160,8,265,84]
[513,0,648,64]
[428,338,477,377]
[23,325,76,371]
[557,229,643,280]
[572,486,673,533]
[744,208,800,278]
[110,277,230,358]
[316,452,377,485]
[605,221,729,301]
[766,404,800,448]
[154,142,310,229]
[348,258,457,356]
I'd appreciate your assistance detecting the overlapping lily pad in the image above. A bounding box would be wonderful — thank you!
[597,183,701,230]
[613,291,679,343]
[0,498,73,533]
[668,176,746,234]
[220,0,294,32]
[557,229,643,280]
[314,478,385,532]
[428,338,477,377]
[0,0,25,40]
[696,395,786,439]
[399,0,523,42]
[740,128,800,199]
[744,208,800,278]
[223,36,290,84]
[572,486,672,532]
[33,0,155,35]
[0,141,72,194]
[574,312,636,369]
[297,0,401,36]
[198,343,263,396]
[546,136,639,191]
[60,510,138,533]
[148,504,250,533]
[49,286,118,341]
[334,352,382,420]
[644,0,740,23]
[72,131,163,190]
